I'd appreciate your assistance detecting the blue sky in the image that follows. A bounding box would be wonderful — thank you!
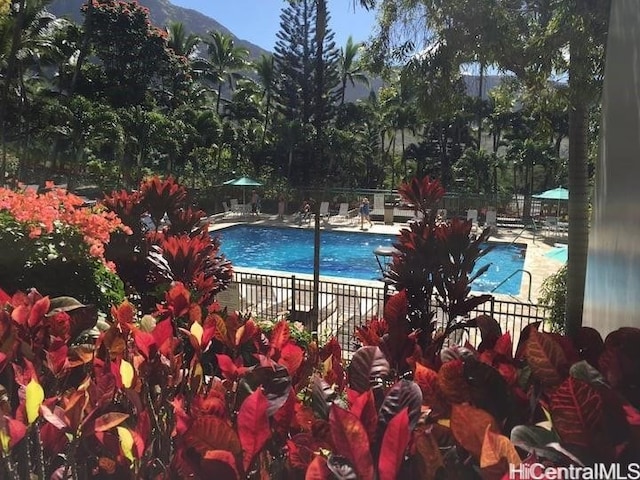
[170,0,378,52]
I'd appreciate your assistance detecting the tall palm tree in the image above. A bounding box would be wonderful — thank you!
[200,31,249,115]
[166,21,199,58]
[253,53,274,147]
[338,36,369,105]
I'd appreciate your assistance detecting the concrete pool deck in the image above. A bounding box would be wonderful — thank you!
[208,213,565,304]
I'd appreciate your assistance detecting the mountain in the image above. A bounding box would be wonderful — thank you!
[343,75,508,104]
[47,0,270,59]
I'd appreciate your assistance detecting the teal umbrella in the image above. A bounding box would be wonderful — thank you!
[223,176,262,206]
[532,187,569,200]
[533,187,568,218]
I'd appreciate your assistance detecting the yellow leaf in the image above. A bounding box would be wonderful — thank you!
[437,418,450,428]
[190,321,204,345]
[120,360,134,389]
[116,426,135,462]
[0,428,9,453]
[26,379,44,424]
[480,424,521,468]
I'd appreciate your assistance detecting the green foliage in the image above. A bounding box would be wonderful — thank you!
[0,211,125,313]
[538,264,567,333]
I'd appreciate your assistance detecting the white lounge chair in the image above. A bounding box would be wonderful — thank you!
[330,203,353,224]
[239,276,293,318]
[485,209,497,228]
[229,198,242,215]
[467,209,479,233]
[370,194,385,218]
[318,201,330,220]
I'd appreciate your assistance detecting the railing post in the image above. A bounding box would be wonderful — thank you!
[291,275,296,313]
[490,296,495,319]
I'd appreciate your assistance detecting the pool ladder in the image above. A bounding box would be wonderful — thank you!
[490,269,533,303]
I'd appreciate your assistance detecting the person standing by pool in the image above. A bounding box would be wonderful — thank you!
[278,193,286,219]
[360,197,373,229]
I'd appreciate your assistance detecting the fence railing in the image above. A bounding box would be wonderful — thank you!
[217,269,550,355]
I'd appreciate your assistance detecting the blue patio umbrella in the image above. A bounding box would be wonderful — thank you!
[223,176,262,206]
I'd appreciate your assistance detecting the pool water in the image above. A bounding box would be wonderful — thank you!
[214,225,525,295]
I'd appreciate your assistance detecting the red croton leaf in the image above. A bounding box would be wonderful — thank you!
[202,450,240,479]
[238,388,271,472]
[279,343,304,376]
[132,329,155,359]
[216,354,246,381]
[414,362,439,404]
[413,426,445,480]
[450,403,499,458]
[328,404,374,479]
[436,358,471,404]
[378,408,410,480]
[1,416,27,450]
[269,320,290,356]
[348,389,377,444]
[304,456,332,480]
[494,332,513,359]
[0,288,10,304]
[287,433,322,470]
[549,376,603,448]
[383,289,407,323]
[524,329,569,389]
[480,425,521,480]
[185,417,242,471]
[514,321,541,360]
[94,412,130,433]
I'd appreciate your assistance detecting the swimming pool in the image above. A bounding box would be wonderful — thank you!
[213,225,526,295]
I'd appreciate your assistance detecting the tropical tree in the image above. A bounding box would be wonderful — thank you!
[200,31,249,115]
[371,0,610,335]
[338,35,369,105]
[166,20,199,58]
[253,53,275,147]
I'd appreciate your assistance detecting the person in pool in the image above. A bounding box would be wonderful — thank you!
[359,197,373,229]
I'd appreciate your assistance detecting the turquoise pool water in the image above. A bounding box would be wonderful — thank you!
[214,225,526,295]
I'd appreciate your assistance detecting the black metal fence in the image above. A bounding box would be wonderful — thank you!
[216,269,550,355]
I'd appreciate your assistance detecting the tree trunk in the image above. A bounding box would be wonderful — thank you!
[564,1,592,337]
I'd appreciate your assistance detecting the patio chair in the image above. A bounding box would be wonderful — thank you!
[318,201,330,220]
[370,194,385,218]
[330,203,353,224]
[485,209,497,229]
[229,198,245,215]
[467,209,479,233]
[239,276,293,318]
[222,201,233,217]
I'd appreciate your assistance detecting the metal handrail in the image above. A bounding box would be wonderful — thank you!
[490,269,533,302]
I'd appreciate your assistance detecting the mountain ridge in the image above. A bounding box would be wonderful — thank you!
[47,0,270,59]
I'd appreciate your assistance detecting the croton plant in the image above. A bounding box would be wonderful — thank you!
[0,175,637,479]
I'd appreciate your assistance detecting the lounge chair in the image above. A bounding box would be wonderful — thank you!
[318,201,330,220]
[222,201,233,217]
[230,198,245,215]
[239,276,293,318]
[485,209,497,229]
[330,203,353,224]
[467,209,479,233]
[370,194,385,219]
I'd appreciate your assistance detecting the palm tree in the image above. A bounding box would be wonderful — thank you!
[253,53,274,147]
[200,31,249,115]
[338,36,369,105]
[166,21,199,58]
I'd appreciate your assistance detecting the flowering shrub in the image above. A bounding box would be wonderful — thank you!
[0,184,128,311]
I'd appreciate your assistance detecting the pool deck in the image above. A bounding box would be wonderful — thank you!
[208,213,565,304]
